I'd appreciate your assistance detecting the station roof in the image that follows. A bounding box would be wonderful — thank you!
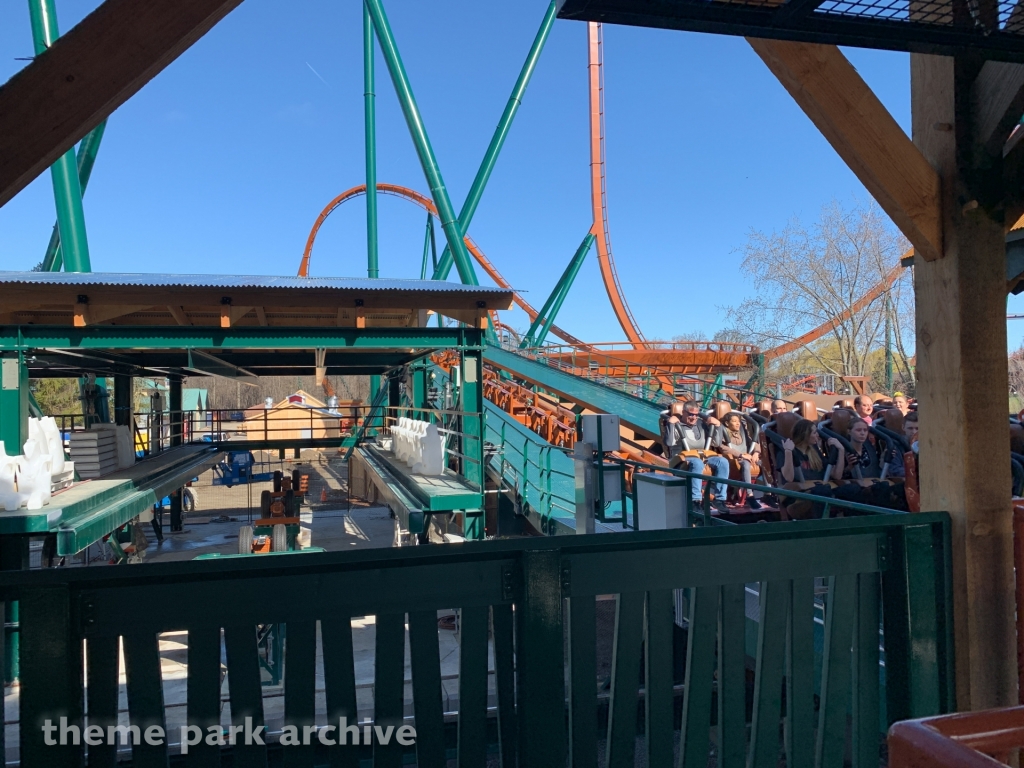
[557,0,1024,61]
[0,271,513,329]
[0,272,498,380]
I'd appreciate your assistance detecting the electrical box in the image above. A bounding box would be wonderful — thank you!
[580,414,620,453]
[635,473,689,531]
[598,461,622,503]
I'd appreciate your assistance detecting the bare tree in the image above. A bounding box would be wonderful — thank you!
[723,199,914,391]
[1009,346,1024,404]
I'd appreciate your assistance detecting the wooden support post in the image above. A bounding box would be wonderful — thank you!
[912,53,1017,711]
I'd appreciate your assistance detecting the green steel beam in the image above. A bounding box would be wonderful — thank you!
[537,233,594,346]
[521,232,595,348]
[420,211,436,280]
[432,1,558,281]
[484,344,664,440]
[363,0,479,285]
[0,353,29,457]
[0,326,485,352]
[41,122,106,273]
[460,348,485,539]
[28,0,91,273]
[364,4,379,279]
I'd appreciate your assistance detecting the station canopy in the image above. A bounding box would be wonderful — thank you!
[557,0,1024,61]
[0,272,513,379]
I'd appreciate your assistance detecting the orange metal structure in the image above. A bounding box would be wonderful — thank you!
[889,708,1024,768]
[535,340,758,375]
[761,259,906,362]
[481,367,665,484]
[296,182,586,347]
[588,22,645,346]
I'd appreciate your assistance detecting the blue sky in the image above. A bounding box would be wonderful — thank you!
[2,0,1022,347]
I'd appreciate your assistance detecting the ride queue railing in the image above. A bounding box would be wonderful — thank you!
[594,455,907,530]
[8,511,953,767]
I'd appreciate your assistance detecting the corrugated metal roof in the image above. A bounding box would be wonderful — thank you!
[0,271,511,294]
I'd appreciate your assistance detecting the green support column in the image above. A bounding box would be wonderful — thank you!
[0,353,29,457]
[42,122,106,272]
[28,0,91,273]
[113,373,132,427]
[460,348,485,540]
[369,374,382,432]
[169,489,183,533]
[411,363,429,411]
[432,1,558,281]
[169,378,182,448]
[363,0,479,285]
[363,4,379,279]
[388,374,401,413]
[0,537,28,684]
[521,232,595,348]
[0,355,29,682]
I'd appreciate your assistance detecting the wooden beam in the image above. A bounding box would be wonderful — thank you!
[254,306,268,327]
[912,52,1017,710]
[0,0,244,207]
[748,38,943,262]
[167,305,191,326]
[81,305,153,325]
[219,306,252,328]
[973,61,1024,157]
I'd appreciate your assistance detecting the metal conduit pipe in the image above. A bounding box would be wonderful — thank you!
[363,4,379,279]
[29,0,91,273]
[363,0,478,285]
[432,0,558,281]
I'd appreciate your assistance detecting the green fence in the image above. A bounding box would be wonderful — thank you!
[7,512,951,767]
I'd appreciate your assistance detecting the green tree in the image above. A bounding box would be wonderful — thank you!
[31,379,81,416]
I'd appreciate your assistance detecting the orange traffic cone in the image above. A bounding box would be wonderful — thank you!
[320,488,327,503]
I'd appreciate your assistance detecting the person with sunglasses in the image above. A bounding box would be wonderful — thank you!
[661,401,730,511]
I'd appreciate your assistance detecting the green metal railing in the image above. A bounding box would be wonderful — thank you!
[7,512,953,767]
[483,401,576,534]
[601,456,907,531]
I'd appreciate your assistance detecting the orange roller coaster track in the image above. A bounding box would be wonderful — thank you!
[589,22,645,346]
[296,182,587,347]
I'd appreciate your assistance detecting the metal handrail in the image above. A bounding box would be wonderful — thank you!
[602,455,906,529]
